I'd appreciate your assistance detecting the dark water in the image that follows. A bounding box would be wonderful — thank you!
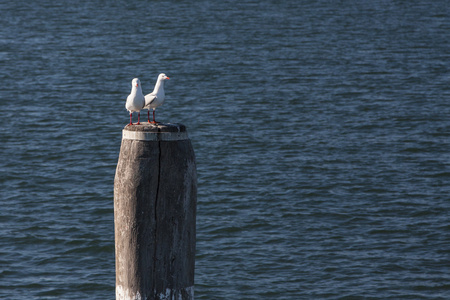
[1,0,449,299]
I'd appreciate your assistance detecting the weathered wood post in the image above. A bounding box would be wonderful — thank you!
[114,123,197,300]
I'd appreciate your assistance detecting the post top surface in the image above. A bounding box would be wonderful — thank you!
[122,123,188,141]
[124,123,186,133]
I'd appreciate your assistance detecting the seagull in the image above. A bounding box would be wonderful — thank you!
[125,78,145,125]
[144,73,170,123]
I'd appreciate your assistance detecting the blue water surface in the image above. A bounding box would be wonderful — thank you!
[1,0,449,299]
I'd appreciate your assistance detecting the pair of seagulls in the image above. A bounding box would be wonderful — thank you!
[125,73,170,125]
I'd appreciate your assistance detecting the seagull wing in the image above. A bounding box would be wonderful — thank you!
[144,93,156,108]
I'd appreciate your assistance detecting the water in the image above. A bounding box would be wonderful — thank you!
[1,0,449,299]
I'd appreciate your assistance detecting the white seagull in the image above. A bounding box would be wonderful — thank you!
[125,78,145,125]
[144,73,170,123]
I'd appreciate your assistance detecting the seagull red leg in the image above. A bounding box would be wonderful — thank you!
[137,112,141,125]
[152,109,156,124]
[129,113,133,125]
[147,110,150,123]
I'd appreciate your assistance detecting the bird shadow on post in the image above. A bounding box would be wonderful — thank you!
[114,123,197,300]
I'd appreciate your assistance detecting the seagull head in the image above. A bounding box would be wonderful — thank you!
[159,73,170,80]
[132,78,141,88]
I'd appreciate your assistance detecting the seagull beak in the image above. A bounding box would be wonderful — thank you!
[166,77,170,80]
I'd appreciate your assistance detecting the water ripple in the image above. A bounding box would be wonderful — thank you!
[1,0,449,299]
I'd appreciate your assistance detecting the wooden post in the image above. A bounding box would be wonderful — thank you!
[114,123,197,300]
